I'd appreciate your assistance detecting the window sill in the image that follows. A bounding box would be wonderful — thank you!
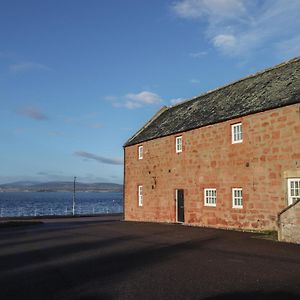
[232,140,243,144]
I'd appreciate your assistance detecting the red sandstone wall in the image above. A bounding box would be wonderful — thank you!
[124,103,300,231]
[278,200,300,244]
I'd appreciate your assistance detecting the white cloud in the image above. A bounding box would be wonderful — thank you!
[190,78,201,84]
[124,101,142,109]
[189,51,208,58]
[111,102,123,108]
[9,62,50,73]
[126,91,162,104]
[172,0,246,20]
[172,0,300,59]
[213,34,237,52]
[109,91,162,109]
[170,98,185,105]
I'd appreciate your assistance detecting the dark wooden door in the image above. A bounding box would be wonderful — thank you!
[177,189,184,223]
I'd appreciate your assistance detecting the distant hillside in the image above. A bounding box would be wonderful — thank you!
[0,181,123,192]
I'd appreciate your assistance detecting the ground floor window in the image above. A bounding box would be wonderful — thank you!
[232,188,243,208]
[204,188,217,207]
[138,185,143,206]
[287,178,300,205]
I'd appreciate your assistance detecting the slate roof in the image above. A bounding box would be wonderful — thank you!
[124,56,300,147]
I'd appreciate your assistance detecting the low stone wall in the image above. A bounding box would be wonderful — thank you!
[278,200,300,244]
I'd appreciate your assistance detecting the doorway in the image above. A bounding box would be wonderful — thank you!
[176,189,184,223]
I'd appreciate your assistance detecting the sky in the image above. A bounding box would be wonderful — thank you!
[0,0,300,184]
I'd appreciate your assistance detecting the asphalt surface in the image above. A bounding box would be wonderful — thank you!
[0,216,300,300]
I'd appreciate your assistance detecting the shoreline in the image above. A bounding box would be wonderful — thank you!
[0,190,123,193]
[0,212,123,222]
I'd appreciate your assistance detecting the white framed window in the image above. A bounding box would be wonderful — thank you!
[231,123,243,144]
[138,185,143,207]
[232,188,243,208]
[176,136,182,153]
[204,188,217,207]
[138,145,143,160]
[287,178,300,205]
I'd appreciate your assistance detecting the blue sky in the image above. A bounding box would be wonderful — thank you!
[1,0,300,184]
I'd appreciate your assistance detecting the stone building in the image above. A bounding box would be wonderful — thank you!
[123,57,300,236]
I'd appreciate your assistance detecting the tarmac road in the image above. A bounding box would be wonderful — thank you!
[0,216,299,300]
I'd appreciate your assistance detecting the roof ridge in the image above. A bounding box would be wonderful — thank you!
[170,56,300,109]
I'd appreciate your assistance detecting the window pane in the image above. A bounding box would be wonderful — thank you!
[138,146,143,159]
[233,189,243,208]
[205,189,216,206]
[176,137,182,152]
[232,124,242,142]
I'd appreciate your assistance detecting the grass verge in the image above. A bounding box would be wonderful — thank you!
[252,230,278,241]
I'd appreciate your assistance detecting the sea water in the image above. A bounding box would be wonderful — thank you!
[0,192,123,217]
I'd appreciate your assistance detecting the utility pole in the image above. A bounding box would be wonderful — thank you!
[72,176,77,216]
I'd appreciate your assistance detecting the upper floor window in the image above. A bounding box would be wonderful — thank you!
[204,188,217,207]
[138,145,143,160]
[138,185,143,206]
[232,188,243,208]
[287,178,300,205]
[232,123,243,144]
[176,136,182,153]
